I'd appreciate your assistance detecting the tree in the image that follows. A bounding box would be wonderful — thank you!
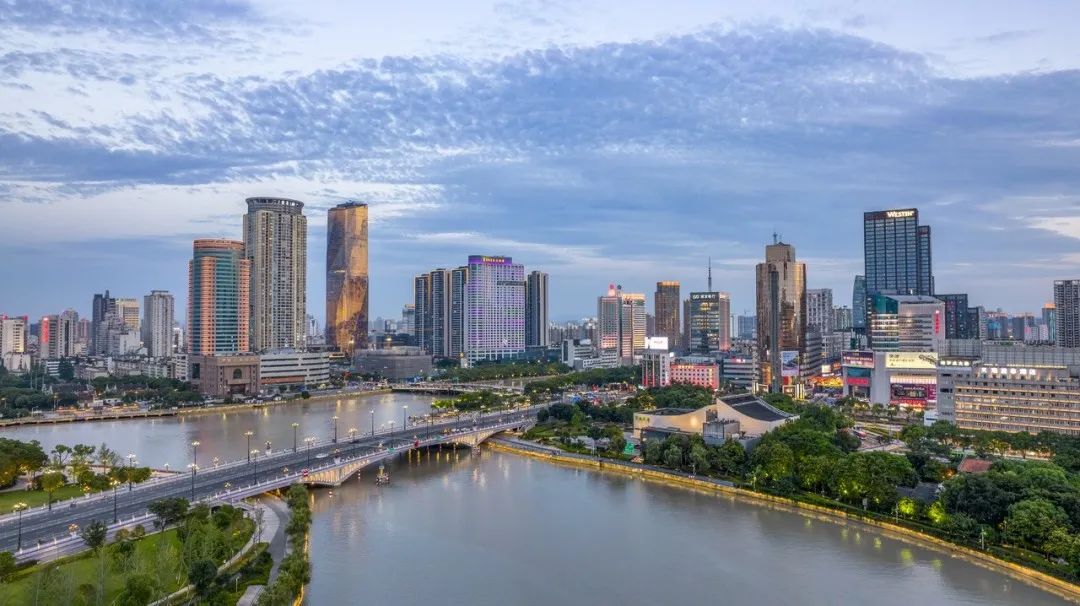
[1003,498,1070,551]
[663,443,684,470]
[57,359,74,382]
[709,439,747,477]
[116,574,159,606]
[0,551,16,581]
[39,470,65,510]
[940,473,1012,525]
[189,558,218,597]
[749,440,794,486]
[688,443,710,475]
[80,520,107,551]
[149,497,189,529]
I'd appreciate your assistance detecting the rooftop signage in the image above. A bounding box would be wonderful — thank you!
[468,255,513,265]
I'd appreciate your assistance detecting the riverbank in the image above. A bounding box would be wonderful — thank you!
[0,389,393,428]
[489,437,1080,603]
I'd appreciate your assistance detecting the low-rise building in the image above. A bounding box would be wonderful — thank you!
[670,358,719,390]
[259,350,330,392]
[719,355,756,390]
[354,347,433,381]
[640,348,673,387]
[633,393,797,440]
[189,354,261,398]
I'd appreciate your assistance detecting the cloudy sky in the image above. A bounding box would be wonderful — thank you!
[2,0,1079,324]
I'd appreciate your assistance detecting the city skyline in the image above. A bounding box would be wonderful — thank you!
[4,3,1080,322]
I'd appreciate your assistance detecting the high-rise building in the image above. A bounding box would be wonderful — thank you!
[450,267,468,357]
[413,274,432,353]
[525,271,549,348]
[188,239,250,356]
[755,240,806,394]
[463,255,525,362]
[654,281,681,349]
[41,309,79,359]
[833,306,853,331]
[862,209,934,326]
[687,292,729,354]
[1054,280,1080,347]
[142,290,175,358]
[806,288,834,334]
[597,285,646,364]
[325,201,369,357]
[91,290,116,354]
[868,294,945,352]
[430,268,452,358]
[401,304,416,337]
[935,294,971,340]
[0,315,28,354]
[1044,303,1058,344]
[243,197,307,351]
[852,275,867,331]
[115,298,140,332]
[736,314,756,340]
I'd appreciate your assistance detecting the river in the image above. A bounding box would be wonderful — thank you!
[0,393,1072,604]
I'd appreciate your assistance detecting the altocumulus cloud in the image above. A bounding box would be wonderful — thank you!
[1,20,1080,318]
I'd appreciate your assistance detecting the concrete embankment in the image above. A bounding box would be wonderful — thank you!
[488,437,1080,604]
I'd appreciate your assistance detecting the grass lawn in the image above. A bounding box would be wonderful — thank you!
[0,483,89,512]
[1,517,255,605]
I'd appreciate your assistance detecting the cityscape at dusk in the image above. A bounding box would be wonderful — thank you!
[3,2,1080,605]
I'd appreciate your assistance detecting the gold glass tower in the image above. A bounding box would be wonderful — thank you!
[755,240,806,394]
[326,202,369,355]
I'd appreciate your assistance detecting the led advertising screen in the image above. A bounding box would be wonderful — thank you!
[842,351,875,369]
[890,382,937,407]
[884,352,938,370]
[781,351,800,377]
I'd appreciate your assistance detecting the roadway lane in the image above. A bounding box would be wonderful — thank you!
[0,408,540,555]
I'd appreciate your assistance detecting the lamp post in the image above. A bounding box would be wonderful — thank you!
[127,453,136,491]
[370,409,375,436]
[110,479,120,523]
[245,431,255,463]
[188,463,198,501]
[13,502,27,551]
[348,428,358,443]
[402,406,408,432]
[332,416,339,443]
[292,423,300,452]
[191,440,200,469]
[213,457,220,468]
[390,420,395,440]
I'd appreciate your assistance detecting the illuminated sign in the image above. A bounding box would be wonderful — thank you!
[468,255,513,265]
[890,383,937,408]
[885,210,916,219]
[645,337,669,350]
[690,292,719,301]
[781,351,800,377]
[842,351,874,368]
[884,352,938,369]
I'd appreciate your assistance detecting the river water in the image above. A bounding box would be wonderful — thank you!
[0,393,1072,604]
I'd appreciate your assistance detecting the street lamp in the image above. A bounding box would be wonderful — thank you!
[332,415,339,443]
[390,420,395,439]
[110,479,120,523]
[127,452,137,491]
[348,427,358,443]
[191,440,200,468]
[213,457,220,468]
[13,502,27,551]
[304,436,315,467]
[245,431,255,462]
[370,409,375,436]
[402,406,408,431]
[188,463,198,501]
[292,423,300,452]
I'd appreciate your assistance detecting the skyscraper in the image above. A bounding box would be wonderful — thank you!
[736,314,756,340]
[525,271,549,348]
[1054,280,1080,347]
[41,310,79,359]
[430,268,452,357]
[450,267,468,357]
[91,290,116,355]
[326,201,369,356]
[142,290,175,358]
[688,292,723,355]
[1044,303,1058,344]
[413,274,432,353]
[755,240,806,393]
[654,281,681,351]
[852,275,867,331]
[188,239,250,356]
[115,298,140,331]
[597,285,646,364]
[465,255,525,362]
[806,288,834,334]
[243,197,307,351]
[0,316,28,354]
[863,209,934,327]
[936,293,971,340]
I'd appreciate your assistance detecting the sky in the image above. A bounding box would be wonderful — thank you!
[2,0,1080,325]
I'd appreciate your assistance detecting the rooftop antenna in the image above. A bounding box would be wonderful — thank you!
[773,231,779,245]
[707,257,713,292]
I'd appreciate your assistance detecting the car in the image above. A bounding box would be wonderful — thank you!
[316,453,328,459]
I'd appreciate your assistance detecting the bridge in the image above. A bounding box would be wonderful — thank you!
[0,408,538,562]
[391,382,525,395]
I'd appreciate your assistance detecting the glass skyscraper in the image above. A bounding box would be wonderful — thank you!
[187,239,250,355]
[326,201,368,356]
[654,281,681,351]
[863,208,934,298]
[525,271,549,348]
[755,241,807,394]
[688,291,730,354]
[244,197,307,351]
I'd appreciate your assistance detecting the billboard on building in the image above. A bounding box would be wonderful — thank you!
[884,352,938,370]
[842,351,875,369]
[781,351,800,377]
[890,382,937,407]
[644,336,669,350]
